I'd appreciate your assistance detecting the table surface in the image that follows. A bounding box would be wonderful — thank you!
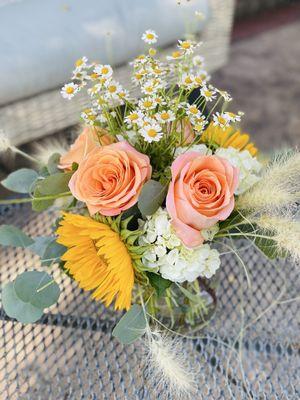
[0,204,299,399]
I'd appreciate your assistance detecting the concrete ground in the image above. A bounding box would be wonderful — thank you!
[213,20,300,151]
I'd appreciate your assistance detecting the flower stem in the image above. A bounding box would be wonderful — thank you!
[0,192,72,205]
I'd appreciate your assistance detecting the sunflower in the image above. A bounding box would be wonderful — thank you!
[201,122,257,156]
[56,213,134,311]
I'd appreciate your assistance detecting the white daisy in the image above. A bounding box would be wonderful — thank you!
[213,112,231,129]
[179,73,195,89]
[94,64,113,79]
[138,97,157,111]
[74,56,88,69]
[140,124,163,143]
[166,50,183,61]
[186,104,202,119]
[156,110,176,123]
[192,55,205,67]
[178,39,197,55]
[125,110,144,127]
[61,83,79,100]
[200,86,216,102]
[142,29,158,44]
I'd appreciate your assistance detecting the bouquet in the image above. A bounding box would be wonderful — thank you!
[1,30,299,396]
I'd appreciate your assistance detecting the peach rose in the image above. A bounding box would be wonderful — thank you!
[59,126,114,170]
[166,152,239,248]
[69,141,152,216]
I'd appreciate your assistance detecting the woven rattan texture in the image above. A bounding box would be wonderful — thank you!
[0,204,299,400]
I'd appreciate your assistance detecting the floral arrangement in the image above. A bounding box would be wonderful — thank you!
[1,30,299,396]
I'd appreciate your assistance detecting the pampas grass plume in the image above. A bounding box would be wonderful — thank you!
[237,150,300,214]
[144,329,196,399]
[33,137,69,165]
[252,215,300,263]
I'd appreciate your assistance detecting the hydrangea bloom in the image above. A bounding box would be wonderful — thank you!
[216,147,262,194]
[139,208,220,282]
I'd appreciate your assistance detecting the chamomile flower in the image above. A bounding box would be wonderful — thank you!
[186,104,202,119]
[192,55,205,67]
[72,69,88,81]
[61,83,79,99]
[190,115,207,133]
[138,97,157,111]
[105,80,122,96]
[180,73,195,89]
[92,96,107,110]
[81,108,97,125]
[213,112,231,129]
[166,50,184,61]
[94,64,113,79]
[156,110,176,123]
[226,112,242,122]
[178,39,197,55]
[200,85,216,102]
[125,110,144,127]
[140,124,163,143]
[216,89,232,102]
[74,56,88,69]
[141,79,164,95]
[142,29,158,44]
[87,83,102,97]
[118,88,130,104]
[148,47,157,57]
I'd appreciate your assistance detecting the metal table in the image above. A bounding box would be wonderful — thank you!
[0,204,299,399]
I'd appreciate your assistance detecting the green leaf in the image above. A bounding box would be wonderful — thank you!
[14,271,60,309]
[47,153,61,175]
[0,225,34,248]
[1,168,39,193]
[32,188,55,212]
[2,282,43,324]
[28,236,54,257]
[34,172,72,196]
[40,240,66,266]
[138,180,167,216]
[112,304,147,344]
[253,234,286,259]
[147,272,172,297]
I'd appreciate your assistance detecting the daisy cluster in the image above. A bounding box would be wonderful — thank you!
[60,30,242,145]
[139,208,220,282]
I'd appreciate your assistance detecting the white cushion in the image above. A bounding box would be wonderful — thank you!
[0,0,209,105]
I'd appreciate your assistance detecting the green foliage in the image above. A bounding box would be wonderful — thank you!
[29,236,66,266]
[14,271,60,309]
[2,271,60,324]
[47,153,61,175]
[112,304,147,344]
[2,282,43,324]
[34,172,72,196]
[138,180,167,216]
[147,272,172,297]
[0,225,34,248]
[32,172,72,211]
[1,168,38,193]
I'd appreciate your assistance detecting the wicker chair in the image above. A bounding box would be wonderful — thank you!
[0,0,235,146]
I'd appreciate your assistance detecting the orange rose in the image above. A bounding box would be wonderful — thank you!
[59,126,114,170]
[166,152,239,248]
[69,141,152,216]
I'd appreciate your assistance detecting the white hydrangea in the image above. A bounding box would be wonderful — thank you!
[215,147,262,195]
[139,208,221,282]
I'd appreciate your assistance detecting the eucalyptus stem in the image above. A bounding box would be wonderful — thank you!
[12,147,40,164]
[216,232,273,240]
[36,279,55,293]
[0,191,72,205]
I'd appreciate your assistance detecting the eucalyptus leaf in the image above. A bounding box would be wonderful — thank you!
[0,225,34,248]
[138,180,167,216]
[32,188,55,212]
[112,304,147,344]
[147,272,172,297]
[47,153,62,175]
[28,236,54,257]
[34,172,73,196]
[2,282,43,324]
[1,168,39,193]
[41,240,66,266]
[14,271,60,309]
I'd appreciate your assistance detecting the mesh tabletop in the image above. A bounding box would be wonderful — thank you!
[0,204,299,400]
